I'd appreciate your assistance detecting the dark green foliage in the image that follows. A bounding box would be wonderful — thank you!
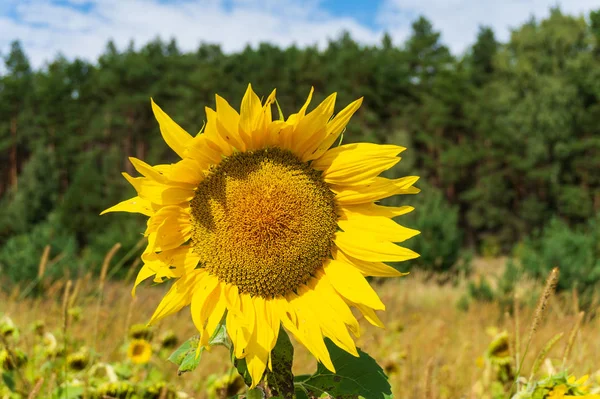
[467,276,496,303]
[399,185,466,273]
[0,148,60,239]
[1,8,600,283]
[0,213,78,285]
[518,215,600,306]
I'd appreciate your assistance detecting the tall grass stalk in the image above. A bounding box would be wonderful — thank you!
[27,378,44,399]
[512,267,559,394]
[61,279,72,393]
[424,357,435,399]
[37,245,50,279]
[529,332,564,379]
[19,245,52,299]
[106,237,146,281]
[513,293,521,391]
[562,311,585,369]
[93,243,121,350]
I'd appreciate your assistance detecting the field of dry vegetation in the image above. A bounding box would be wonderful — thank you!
[1,257,599,399]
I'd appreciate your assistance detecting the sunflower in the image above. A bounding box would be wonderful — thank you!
[102,85,420,387]
[127,339,152,365]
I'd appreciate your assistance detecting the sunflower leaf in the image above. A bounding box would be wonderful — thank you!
[1,372,15,392]
[246,388,266,399]
[233,357,253,387]
[167,335,202,375]
[168,319,232,375]
[266,328,294,398]
[209,319,231,350]
[275,99,285,121]
[294,339,393,399]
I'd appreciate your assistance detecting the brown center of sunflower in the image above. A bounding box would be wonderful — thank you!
[190,147,338,298]
[132,343,146,357]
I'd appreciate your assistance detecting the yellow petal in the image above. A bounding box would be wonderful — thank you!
[123,173,194,205]
[142,245,200,279]
[312,143,404,185]
[339,203,414,219]
[262,120,286,147]
[323,259,385,310]
[131,264,155,296]
[186,133,224,166]
[151,99,193,158]
[333,176,420,205]
[335,231,420,263]
[338,215,420,243]
[294,93,336,157]
[202,286,227,349]
[162,158,206,186]
[189,274,220,345]
[239,84,262,148]
[205,107,234,157]
[100,196,154,216]
[286,292,335,372]
[227,314,247,359]
[304,97,363,161]
[149,270,204,324]
[227,292,257,359]
[286,87,314,127]
[215,94,245,151]
[314,143,405,169]
[244,297,276,388]
[145,206,192,251]
[262,89,277,124]
[348,300,385,328]
[130,157,203,187]
[335,249,408,278]
[303,276,359,355]
[129,157,170,183]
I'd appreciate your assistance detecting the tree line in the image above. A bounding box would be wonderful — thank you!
[1,8,600,280]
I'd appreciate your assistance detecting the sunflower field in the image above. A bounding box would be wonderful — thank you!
[2,6,600,399]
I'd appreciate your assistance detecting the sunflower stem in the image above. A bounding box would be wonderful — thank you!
[264,327,295,399]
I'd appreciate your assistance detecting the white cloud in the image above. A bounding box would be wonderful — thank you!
[1,0,598,69]
[378,0,599,54]
[0,0,382,68]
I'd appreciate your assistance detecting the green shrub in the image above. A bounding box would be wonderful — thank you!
[0,148,60,242]
[81,216,146,278]
[518,214,600,306]
[467,276,495,302]
[0,213,79,285]
[392,185,468,274]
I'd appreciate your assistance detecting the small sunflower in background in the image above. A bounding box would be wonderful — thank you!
[66,349,91,371]
[129,323,154,340]
[127,339,152,365]
[159,330,179,350]
[103,85,420,387]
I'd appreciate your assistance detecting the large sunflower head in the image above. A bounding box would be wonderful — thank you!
[102,85,420,387]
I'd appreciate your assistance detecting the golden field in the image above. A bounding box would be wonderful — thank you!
[1,257,599,399]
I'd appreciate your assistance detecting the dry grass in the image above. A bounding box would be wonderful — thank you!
[1,258,599,398]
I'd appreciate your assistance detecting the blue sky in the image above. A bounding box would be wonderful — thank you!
[0,0,598,68]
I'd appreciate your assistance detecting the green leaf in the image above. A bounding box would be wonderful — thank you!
[168,335,201,375]
[1,372,15,392]
[275,99,285,121]
[266,328,294,398]
[234,356,253,388]
[246,388,266,399]
[209,321,231,350]
[168,319,231,375]
[295,339,393,399]
[52,385,85,399]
